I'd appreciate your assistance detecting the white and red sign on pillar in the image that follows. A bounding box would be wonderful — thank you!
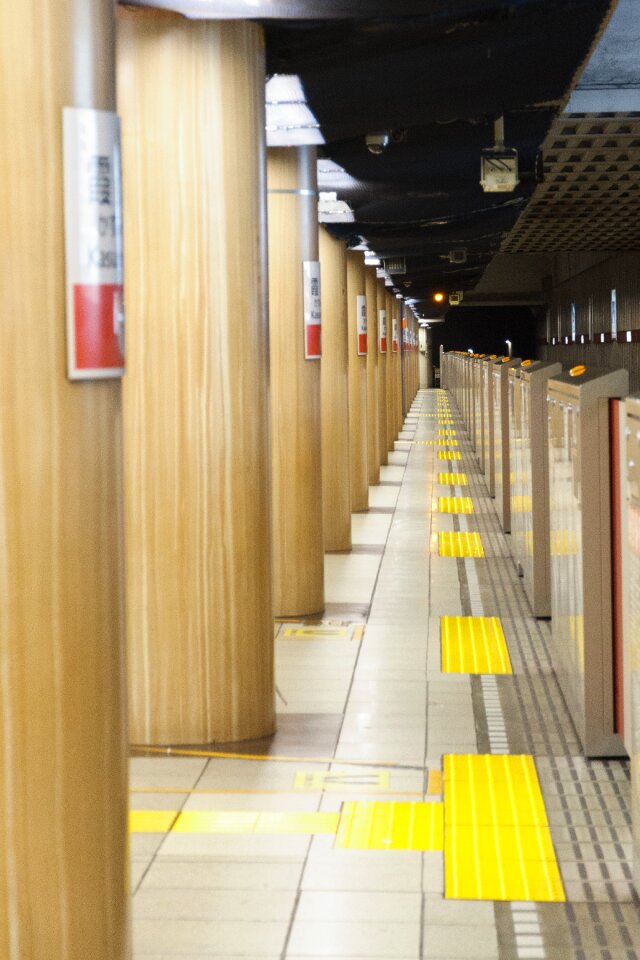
[379,309,387,353]
[63,107,125,380]
[392,317,399,353]
[356,294,367,356]
[303,260,322,359]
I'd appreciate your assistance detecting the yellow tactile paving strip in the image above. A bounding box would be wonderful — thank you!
[441,616,512,674]
[438,472,468,485]
[131,810,340,835]
[438,430,457,436]
[334,801,444,851]
[439,531,485,557]
[438,497,474,514]
[437,450,462,461]
[444,754,565,902]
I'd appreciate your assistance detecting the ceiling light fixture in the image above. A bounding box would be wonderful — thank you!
[318,191,355,223]
[265,75,325,147]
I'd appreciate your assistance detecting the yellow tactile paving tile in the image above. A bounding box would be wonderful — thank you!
[438,531,485,557]
[130,810,339,835]
[444,754,565,903]
[438,497,474,514]
[437,450,462,460]
[438,472,468,485]
[438,430,457,436]
[550,528,579,556]
[437,438,459,446]
[510,495,533,514]
[334,801,444,851]
[441,616,512,674]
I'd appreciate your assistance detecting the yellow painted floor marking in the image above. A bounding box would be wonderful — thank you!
[294,771,390,791]
[438,497,474,514]
[438,472,468,486]
[441,617,512,674]
[130,810,178,833]
[335,801,444,850]
[132,745,416,770]
[437,450,462,461]
[282,626,349,638]
[438,430,458,436]
[427,769,443,795]
[132,810,341,835]
[438,532,485,558]
[444,754,565,902]
[352,624,365,643]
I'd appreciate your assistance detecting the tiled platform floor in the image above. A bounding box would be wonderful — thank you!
[130,389,640,959]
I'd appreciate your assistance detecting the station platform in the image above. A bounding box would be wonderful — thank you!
[130,388,640,960]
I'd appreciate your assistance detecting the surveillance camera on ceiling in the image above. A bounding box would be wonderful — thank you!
[365,132,390,155]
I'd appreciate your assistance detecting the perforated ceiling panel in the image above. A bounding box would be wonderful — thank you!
[503,113,640,252]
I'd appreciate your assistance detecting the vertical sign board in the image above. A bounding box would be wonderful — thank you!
[392,317,399,353]
[63,107,125,379]
[356,295,367,356]
[611,288,617,337]
[379,309,387,353]
[303,260,322,359]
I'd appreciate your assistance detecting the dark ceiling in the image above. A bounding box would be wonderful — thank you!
[265,0,613,316]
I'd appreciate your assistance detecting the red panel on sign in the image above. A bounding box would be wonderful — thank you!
[380,337,387,353]
[306,324,321,359]
[358,333,367,354]
[73,284,124,370]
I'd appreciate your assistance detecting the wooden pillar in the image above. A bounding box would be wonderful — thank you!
[395,303,404,434]
[386,292,397,450]
[0,1,128,957]
[377,282,389,466]
[268,147,324,615]
[119,11,274,744]
[365,265,381,485]
[320,229,351,551]
[346,253,369,511]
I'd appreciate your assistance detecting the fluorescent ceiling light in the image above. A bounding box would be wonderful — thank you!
[317,158,361,192]
[318,191,355,223]
[266,75,325,148]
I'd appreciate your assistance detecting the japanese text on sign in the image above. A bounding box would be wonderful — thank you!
[357,294,367,355]
[63,107,125,380]
[303,260,322,359]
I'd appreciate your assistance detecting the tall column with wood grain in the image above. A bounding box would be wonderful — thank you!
[386,292,398,450]
[118,10,274,744]
[0,0,128,957]
[320,228,351,552]
[365,265,381,485]
[346,252,369,512]
[268,146,324,615]
[377,281,389,466]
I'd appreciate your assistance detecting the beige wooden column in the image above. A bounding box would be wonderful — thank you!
[377,282,389,466]
[0,1,128,957]
[386,292,397,450]
[320,229,351,552]
[268,147,324,615]
[119,11,274,744]
[346,252,369,511]
[394,302,403,434]
[365,265,381,485]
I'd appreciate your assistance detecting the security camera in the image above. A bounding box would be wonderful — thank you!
[365,132,390,155]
